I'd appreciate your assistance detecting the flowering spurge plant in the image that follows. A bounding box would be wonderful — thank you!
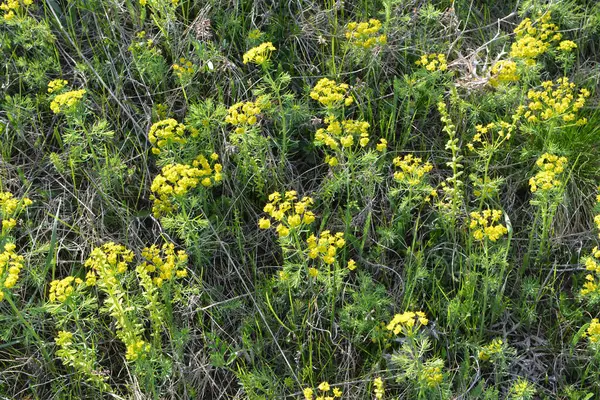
[302,381,343,400]
[384,311,449,398]
[48,241,191,392]
[345,19,387,51]
[521,78,589,128]
[149,153,222,217]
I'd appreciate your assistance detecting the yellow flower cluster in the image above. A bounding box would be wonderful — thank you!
[376,138,387,152]
[0,191,32,232]
[529,153,567,193]
[148,119,190,155]
[242,42,276,65]
[84,243,149,361]
[422,365,443,387]
[523,78,589,125]
[469,209,508,242]
[259,191,315,237]
[307,230,345,266]
[392,154,433,186]
[467,121,515,152]
[1,0,31,21]
[580,247,600,298]
[345,19,387,49]
[0,243,24,301]
[225,98,267,134]
[150,154,222,217]
[586,318,600,344]
[47,79,68,94]
[84,242,134,289]
[138,243,188,287]
[373,377,384,399]
[172,57,195,79]
[415,53,447,72]
[310,78,353,108]
[315,117,370,150]
[303,381,342,400]
[489,60,519,86]
[49,276,83,303]
[386,311,428,335]
[50,89,86,114]
[478,338,504,361]
[510,13,561,65]
[559,40,577,52]
[55,330,73,347]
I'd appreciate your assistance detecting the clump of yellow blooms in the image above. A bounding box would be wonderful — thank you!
[558,40,577,52]
[47,79,68,94]
[392,154,433,186]
[0,243,25,301]
[303,381,342,400]
[469,209,508,242]
[148,119,188,155]
[225,97,268,134]
[415,53,447,72]
[508,378,536,399]
[307,230,345,266]
[310,78,353,108]
[172,57,195,79]
[138,243,188,287]
[242,42,276,66]
[523,78,589,125]
[376,138,387,152]
[345,19,387,49]
[84,242,134,289]
[467,121,515,152]
[421,365,443,388]
[84,243,150,361]
[259,191,315,238]
[373,377,385,399]
[586,318,600,344]
[149,153,222,217]
[489,60,519,86]
[580,247,600,298]
[529,153,567,194]
[48,276,83,303]
[510,13,561,65]
[50,89,86,114]
[386,311,428,335]
[1,0,32,21]
[0,191,32,233]
[315,117,370,151]
[478,338,505,362]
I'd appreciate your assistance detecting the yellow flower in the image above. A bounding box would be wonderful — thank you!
[489,60,519,86]
[310,78,353,108]
[347,259,357,271]
[376,138,387,152]
[415,53,447,72]
[148,119,188,154]
[0,242,24,298]
[258,218,271,229]
[47,79,68,93]
[308,267,319,277]
[318,382,330,392]
[345,19,387,49]
[387,311,428,335]
[558,40,577,52]
[50,89,86,114]
[243,42,276,65]
[374,377,384,399]
[303,387,314,400]
[469,209,508,242]
[393,154,433,186]
[332,387,342,397]
[529,153,568,194]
